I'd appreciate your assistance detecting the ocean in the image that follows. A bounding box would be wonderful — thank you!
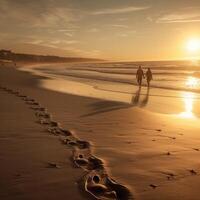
[22,60,200,118]
[35,60,200,93]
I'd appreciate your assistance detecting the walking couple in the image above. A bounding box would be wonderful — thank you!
[136,66,153,87]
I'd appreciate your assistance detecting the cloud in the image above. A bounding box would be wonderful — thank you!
[87,28,99,33]
[64,40,80,44]
[28,40,44,45]
[157,13,200,23]
[163,19,200,23]
[57,29,76,32]
[32,8,80,28]
[91,6,150,15]
[64,33,73,37]
[111,24,129,28]
[116,30,136,37]
[146,16,153,22]
[117,33,128,37]
[26,38,80,51]
[0,0,81,29]
[56,29,77,37]
[118,18,128,21]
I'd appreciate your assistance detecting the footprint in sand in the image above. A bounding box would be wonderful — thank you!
[74,154,104,170]
[161,172,176,180]
[1,86,134,200]
[74,154,89,167]
[149,184,158,189]
[125,141,134,144]
[84,171,134,200]
[156,129,162,132]
[189,169,197,175]
[47,127,61,135]
[46,162,60,169]
[156,134,176,140]
[192,148,200,151]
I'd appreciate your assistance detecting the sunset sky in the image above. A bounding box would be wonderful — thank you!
[0,0,200,61]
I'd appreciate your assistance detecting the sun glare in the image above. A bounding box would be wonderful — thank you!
[186,38,200,52]
[179,92,195,119]
[186,76,199,88]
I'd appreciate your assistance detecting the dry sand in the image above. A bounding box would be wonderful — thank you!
[0,67,88,200]
[1,63,200,200]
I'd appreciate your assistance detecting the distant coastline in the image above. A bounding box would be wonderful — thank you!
[0,49,103,65]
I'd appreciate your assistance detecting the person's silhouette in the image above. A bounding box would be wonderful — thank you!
[136,66,145,86]
[146,68,153,87]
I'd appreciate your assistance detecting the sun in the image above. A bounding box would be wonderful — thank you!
[186,38,200,52]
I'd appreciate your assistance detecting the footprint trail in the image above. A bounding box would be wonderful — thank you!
[0,85,134,200]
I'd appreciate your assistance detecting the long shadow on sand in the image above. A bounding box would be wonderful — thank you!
[140,87,150,107]
[80,86,150,117]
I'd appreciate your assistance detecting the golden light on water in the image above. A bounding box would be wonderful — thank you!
[179,77,199,118]
[179,92,195,119]
[186,38,200,53]
[186,76,199,88]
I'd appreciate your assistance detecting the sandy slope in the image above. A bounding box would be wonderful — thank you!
[1,64,200,200]
[0,67,87,199]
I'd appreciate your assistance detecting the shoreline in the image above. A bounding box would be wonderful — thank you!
[20,62,200,96]
[1,63,200,200]
[19,63,200,118]
[0,64,134,199]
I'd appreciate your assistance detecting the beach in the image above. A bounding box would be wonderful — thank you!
[1,62,200,200]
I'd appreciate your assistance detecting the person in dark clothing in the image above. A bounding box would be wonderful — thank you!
[136,66,145,86]
[146,68,153,87]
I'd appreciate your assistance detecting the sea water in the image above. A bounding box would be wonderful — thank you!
[23,60,200,118]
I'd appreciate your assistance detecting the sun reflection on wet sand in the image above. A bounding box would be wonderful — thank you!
[179,92,195,119]
[186,76,199,88]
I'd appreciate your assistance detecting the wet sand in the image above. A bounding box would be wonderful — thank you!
[1,64,200,200]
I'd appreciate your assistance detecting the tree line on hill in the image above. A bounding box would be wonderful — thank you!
[0,49,101,63]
